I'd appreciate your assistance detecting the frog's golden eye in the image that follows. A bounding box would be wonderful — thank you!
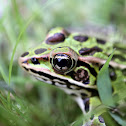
[50,47,78,74]
[52,53,73,74]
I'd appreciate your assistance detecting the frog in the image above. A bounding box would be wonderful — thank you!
[19,27,126,126]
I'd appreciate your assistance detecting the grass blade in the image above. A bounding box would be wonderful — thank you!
[97,50,115,107]
[8,15,35,107]
[109,112,126,126]
[8,15,35,84]
[0,65,8,84]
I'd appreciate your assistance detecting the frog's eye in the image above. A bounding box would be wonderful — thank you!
[52,54,72,73]
[50,47,78,74]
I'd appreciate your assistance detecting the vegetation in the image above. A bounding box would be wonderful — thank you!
[0,0,126,125]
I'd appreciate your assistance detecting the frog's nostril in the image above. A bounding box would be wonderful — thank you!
[31,58,40,65]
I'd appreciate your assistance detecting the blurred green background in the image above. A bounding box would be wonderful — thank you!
[0,0,126,126]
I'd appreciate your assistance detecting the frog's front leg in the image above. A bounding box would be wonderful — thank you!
[62,88,106,126]
[75,97,106,126]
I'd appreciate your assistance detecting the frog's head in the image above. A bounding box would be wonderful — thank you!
[19,27,97,98]
[19,46,78,76]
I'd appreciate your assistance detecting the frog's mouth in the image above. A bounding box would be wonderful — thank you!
[19,56,97,97]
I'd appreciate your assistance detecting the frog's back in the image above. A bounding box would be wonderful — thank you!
[41,27,126,65]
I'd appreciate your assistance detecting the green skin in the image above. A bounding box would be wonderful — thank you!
[19,27,126,125]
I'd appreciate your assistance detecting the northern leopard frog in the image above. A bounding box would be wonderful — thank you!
[19,27,126,126]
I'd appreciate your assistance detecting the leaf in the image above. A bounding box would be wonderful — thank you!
[8,15,35,85]
[102,112,120,126]
[97,50,115,107]
[109,112,126,126]
[7,15,35,107]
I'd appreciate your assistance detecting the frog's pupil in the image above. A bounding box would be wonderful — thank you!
[57,58,66,67]
[53,54,72,72]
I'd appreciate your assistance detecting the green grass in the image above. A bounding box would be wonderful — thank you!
[0,0,126,126]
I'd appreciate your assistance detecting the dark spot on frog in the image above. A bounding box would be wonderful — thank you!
[83,98,89,112]
[79,46,102,56]
[21,52,29,57]
[31,58,40,65]
[46,33,65,44]
[80,93,88,100]
[112,54,126,61]
[34,48,47,54]
[71,68,89,83]
[42,56,49,61]
[73,35,88,42]
[96,38,106,44]
[122,69,126,76]
[113,44,126,53]
[81,93,87,98]
[70,93,78,97]
[98,116,105,123]
[83,79,90,85]
[110,72,117,81]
